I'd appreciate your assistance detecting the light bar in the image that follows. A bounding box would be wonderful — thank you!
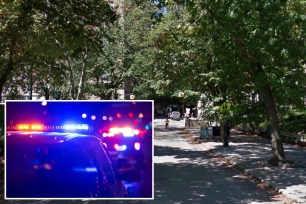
[133,129,140,135]
[106,127,142,137]
[63,124,89,130]
[109,128,122,134]
[63,124,76,130]
[73,167,97,173]
[17,124,43,131]
[76,124,89,130]
[9,123,89,132]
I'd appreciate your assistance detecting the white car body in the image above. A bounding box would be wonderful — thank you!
[170,111,181,120]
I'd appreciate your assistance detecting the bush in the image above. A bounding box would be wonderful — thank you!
[280,109,306,133]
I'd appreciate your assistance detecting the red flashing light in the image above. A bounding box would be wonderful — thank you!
[128,112,133,118]
[11,123,89,132]
[116,113,122,118]
[18,124,29,130]
[17,124,43,131]
[103,127,145,137]
[139,130,145,137]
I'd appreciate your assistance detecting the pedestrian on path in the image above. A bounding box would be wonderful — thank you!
[165,118,169,130]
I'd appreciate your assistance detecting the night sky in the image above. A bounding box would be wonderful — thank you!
[6,100,153,130]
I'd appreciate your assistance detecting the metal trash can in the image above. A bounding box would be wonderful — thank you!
[200,121,208,139]
[200,127,209,139]
[212,126,220,136]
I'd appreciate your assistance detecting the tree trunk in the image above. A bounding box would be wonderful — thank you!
[253,63,286,161]
[257,64,286,161]
[0,40,15,101]
[43,86,50,100]
[76,53,88,100]
[28,66,33,100]
[67,58,75,100]
[220,121,224,141]
[0,65,13,102]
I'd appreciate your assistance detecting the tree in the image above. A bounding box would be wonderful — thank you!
[154,0,305,161]
[0,0,35,101]
[1,0,117,100]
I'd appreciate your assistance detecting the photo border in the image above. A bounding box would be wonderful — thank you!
[4,100,154,200]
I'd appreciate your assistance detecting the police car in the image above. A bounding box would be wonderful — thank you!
[6,128,135,198]
[101,125,147,172]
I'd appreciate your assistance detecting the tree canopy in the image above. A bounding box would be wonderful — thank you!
[1,0,305,161]
[0,0,117,100]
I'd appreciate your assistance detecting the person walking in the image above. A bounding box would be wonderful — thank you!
[165,118,169,130]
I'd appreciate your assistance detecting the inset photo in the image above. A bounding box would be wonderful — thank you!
[5,100,153,200]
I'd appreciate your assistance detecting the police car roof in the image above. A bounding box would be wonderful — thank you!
[6,131,99,144]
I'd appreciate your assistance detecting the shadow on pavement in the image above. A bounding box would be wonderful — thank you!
[185,128,306,203]
[1,125,283,204]
[2,145,281,204]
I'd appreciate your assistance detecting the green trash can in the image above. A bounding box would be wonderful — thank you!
[200,127,209,139]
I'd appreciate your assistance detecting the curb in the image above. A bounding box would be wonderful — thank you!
[199,143,299,204]
[182,130,301,204]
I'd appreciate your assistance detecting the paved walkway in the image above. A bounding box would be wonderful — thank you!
[185,128,306,204]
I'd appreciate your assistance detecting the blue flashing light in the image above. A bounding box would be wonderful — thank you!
[73,167,97,173]
[85,167,97,172]
[76,124,89,130]
[63,124,76,130]
[121,145,127,151]
[145,125,150,130]
[63,124,88,130]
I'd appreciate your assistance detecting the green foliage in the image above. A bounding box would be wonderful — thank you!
[1,0,305,140]
[280,109,306,133]
[0,104,3,156]
[178,0,305,122]
[1,0,118,100]
[0,104,3,135]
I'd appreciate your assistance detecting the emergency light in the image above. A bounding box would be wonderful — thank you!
[103,127,141,137]
[63,124,89,130]
[8,123,89,133]
[17,124,43,131]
